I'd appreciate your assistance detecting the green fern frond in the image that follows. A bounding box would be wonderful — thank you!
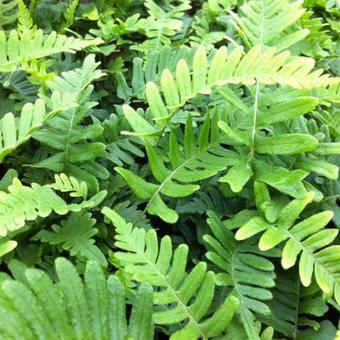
[259,270,328,338]
[143,45,337,127]
[204,211,276,340]
[34,212,107,266]
[116,113,239,223]
[0,178,76,237]
[49,173,88,199]
[0,258,154,340]
[0,177,106,239]
[132,0,191,53]
[102,208,240,339]
[230,0,309,51]
[0,29,101,72]
[116,45,195,102]
[31,55,108,192]
[17,0,34,31]
[0,0,18,29]
[236,192,340,304]
[0,91,77,163]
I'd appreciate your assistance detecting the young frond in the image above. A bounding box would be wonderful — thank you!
[204,212,276,340]
[0,177,106,239]
[236,192,340,304]
[116,113,238,223]
[0,258,154,340]
[49,173,88,199]
[0,29,101,72]
[102,208,240,339]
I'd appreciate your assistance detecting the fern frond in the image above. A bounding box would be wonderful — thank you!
[117,113,238,223]
[34,212,107,266]
[116,45,195,102]
[0,178,75,237]
[259,270,328,338]
[0,29,101,72]
[204,212,276,340]
[236,192,340,304]
[144,45,337,127]
[0,0,18,29]
[0,92,77,163]
[230,0,309,51]
[49,173,88,199]
[103,208,240,339]
[132,0,191,53]
[0,177,106,239]
[32,55,108,192]
[17,0,34,31]
[0,258,154,340]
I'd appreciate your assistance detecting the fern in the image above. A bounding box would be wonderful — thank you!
[259,270,329,337]
[116,113,238,223]
[204,211,276,340]
[0,176,106,239]
[230,0,309,51]
[236,192,340,304]
[0,91,76,162]
[0,0,18,30]
[31,54,108,192]
[132,0,191,53]
[49,173,88,199]
[103,208,240,339]
[34,212,107,266]
[140,45,337,129]
[0,29,101,72]
[0,258,154,340]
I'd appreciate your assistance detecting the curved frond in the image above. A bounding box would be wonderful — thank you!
[0,29,101,72]
[236,192,340,304]
[102,208,240,339]
[144,45,337,127]
[117,113,239,223]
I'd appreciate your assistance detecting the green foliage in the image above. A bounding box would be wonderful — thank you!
[103,208,239,339]
[0,0,339,338]
[0,258,154,339]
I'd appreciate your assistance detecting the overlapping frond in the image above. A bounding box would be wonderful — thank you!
[116,113,238,223]
[31,55,108,192]
[259,270,328,338]
[236,192,340,304]
[0,0,18,29]
[34,212,107,266]
[0,176,106,238]
[144,45,337,127]
[0,258,154,340]
[230,0,309,51]
[204,212,276,340]
[103,208,240,339]
[0,92,77,162]
[0,29,101,72]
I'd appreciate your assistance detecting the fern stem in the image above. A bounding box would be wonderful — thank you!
[250,82,260,158]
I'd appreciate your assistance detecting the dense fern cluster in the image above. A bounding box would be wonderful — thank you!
[0,0,339,339]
